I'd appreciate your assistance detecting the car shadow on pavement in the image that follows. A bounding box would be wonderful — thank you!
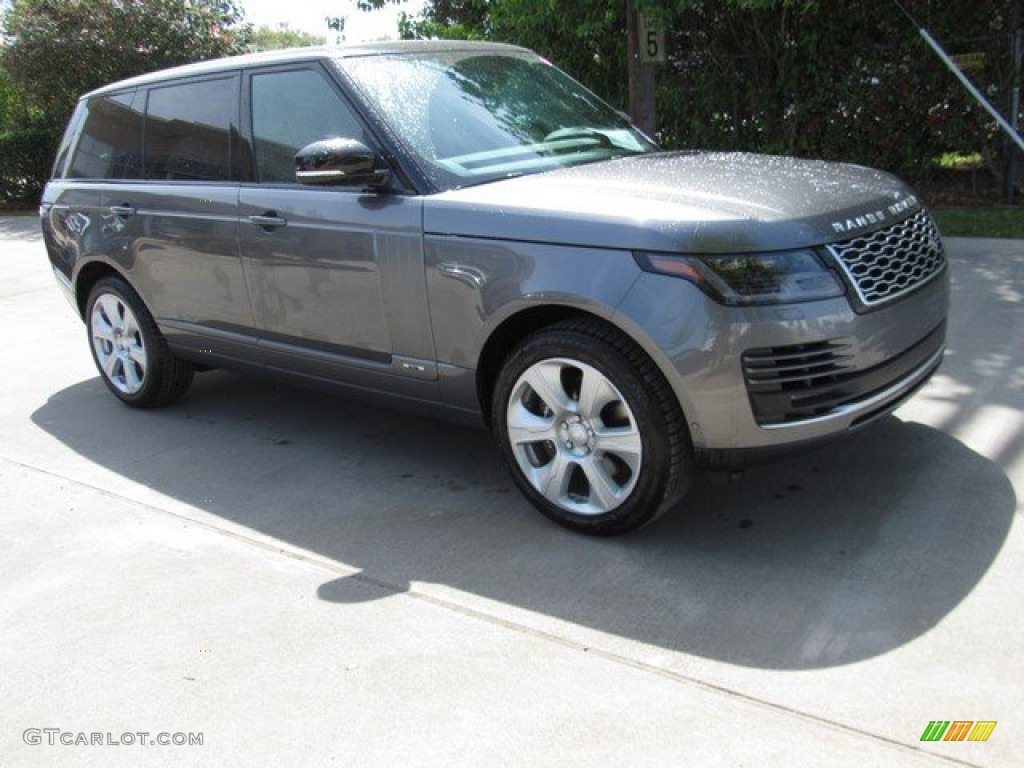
[31,368,1016,671]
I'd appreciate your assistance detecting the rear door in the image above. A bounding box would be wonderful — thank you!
[115,74,254,356]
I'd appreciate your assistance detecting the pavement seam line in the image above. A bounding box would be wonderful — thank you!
[0,285,62,299]
[1,453,985,768]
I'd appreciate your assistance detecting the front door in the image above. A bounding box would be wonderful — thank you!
[237,64,435,392]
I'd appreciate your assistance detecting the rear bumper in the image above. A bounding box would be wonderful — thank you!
[51,265,78,313]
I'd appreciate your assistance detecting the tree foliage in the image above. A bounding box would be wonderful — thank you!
[248,25,326,52]
[0,0,251,207]
[328,0,411,35]
[2,0,250,117]
[654,0,1015,179]
[399,0,491,41]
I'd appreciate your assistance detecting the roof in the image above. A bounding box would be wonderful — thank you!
[85,40,532,99]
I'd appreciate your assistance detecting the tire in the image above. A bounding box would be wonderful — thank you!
[492,318,693,535]
[86,276,194,407]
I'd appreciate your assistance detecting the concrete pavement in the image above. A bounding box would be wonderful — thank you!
[1,214,1021,766]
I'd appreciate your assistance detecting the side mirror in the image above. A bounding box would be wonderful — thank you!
[295,138,390,188]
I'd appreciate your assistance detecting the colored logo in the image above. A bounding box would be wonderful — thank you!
[920,721,997,742]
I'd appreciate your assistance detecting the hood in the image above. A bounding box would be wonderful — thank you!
[423,151,922,253]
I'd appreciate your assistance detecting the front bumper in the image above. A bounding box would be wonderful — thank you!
[613,263,950,467]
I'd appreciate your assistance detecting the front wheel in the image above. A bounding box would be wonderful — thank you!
[86,276,194,407]
[492,319,693,535]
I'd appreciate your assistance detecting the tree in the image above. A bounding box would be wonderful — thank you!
[401,1,630,110]
[0,63,32,129]
[1,0,251,119]
[327,0,411,39]
[398,0,490,40]
[249,24,326,52]
[0,0,251,207]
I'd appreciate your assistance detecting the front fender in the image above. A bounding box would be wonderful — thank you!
[424,235,642,369]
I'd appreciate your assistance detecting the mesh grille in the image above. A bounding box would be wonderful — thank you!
[826,210,945,307]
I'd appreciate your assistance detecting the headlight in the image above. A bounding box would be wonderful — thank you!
[634,249,845,306]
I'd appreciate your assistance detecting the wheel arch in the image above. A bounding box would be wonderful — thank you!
[475,304,688,432]
[476,305,582,427]
[73,260,128,319]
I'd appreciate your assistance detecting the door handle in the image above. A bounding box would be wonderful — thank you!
[109,204,135,217]
[248,213,288,230]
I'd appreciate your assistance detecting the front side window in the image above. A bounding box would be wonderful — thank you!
[342,51,657,190]
[145,78,234,181]
[67,91,144,180]
[250,68,370,184]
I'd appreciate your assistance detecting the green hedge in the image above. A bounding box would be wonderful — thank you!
[654,2,1004,182]
[464,0,1019,187]
[0,121,58,209]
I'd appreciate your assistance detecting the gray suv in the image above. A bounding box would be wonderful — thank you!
[41,42,949,534]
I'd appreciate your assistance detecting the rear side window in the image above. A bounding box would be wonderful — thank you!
[250,68,369,183]
[145,77,234,181]
[67,91,144,179]
[53,101,87,179]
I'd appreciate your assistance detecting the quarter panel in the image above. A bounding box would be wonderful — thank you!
[42,182,109,293]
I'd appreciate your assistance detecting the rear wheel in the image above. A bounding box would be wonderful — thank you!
[86,276,194,407]
[492,318,692,535]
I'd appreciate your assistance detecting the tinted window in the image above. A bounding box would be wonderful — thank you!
[145,78,234,181]
[251,68,369,183]
[67,91,144,179]
[53,101,87,179]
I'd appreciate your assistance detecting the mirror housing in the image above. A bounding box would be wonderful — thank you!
[295,138,390,188]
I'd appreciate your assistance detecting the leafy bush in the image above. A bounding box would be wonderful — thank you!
[0,0,251,208]
[0,119,58,208]
[656,1,1005,182]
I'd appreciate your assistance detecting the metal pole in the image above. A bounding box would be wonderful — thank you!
[626,0,656,137]
[1006,30,1022,201]
[917,27,1024,153]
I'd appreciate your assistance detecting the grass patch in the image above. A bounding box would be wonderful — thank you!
[932,206,1024,239]
[934,152,984,170]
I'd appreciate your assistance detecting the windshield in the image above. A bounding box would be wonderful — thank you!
[341,50,658,190]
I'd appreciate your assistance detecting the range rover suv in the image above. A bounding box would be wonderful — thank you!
[40,42,949,535]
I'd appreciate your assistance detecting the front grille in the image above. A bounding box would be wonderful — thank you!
[826,209,945,308]
[742,322,946,425]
